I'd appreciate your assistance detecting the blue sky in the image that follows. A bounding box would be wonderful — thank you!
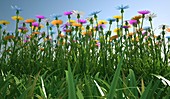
[0,0,170,35]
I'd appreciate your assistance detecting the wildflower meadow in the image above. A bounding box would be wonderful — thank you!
[0,5,170,99]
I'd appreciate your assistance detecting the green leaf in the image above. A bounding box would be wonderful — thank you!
[107,55,123,99]
[76,85,84,99]
[140,80,152,99]
[66,61,77,99]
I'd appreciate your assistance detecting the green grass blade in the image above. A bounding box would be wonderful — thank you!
[76,85,84,99]
[66,61,77,99]
[140,80,152,99]
[107,55,123,99]
[127,69,138,97]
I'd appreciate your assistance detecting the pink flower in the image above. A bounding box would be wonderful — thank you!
[64,11,73,15]
[138,10,150,15]
[36,15,45,19]
[129,20,137,25]
[32,22,39,27]
[77,19,87,24]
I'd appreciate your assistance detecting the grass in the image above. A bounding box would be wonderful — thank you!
[0,5,170,98]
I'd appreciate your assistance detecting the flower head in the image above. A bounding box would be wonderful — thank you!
[129,20,137,25]
[77,19,87,24]
[122,25,130,29]
[89,10,101,16]
[61,22,70,29]
[110,35,118,41]
[116,5,129,10]
[143,26,151,30]
[72,10,84,16]
[0,20,10,25]
[166,28,170,32]
[113,15,122,19]
[32,22,39,27]
[98,20,108,25]
[4,35,15,40]
[113,28,120,33]
[11,16,24,20]
[11,5,22,11]
[158,24,169,29]
[107,18,116,22]
[145,13,157,20]
[64,11,73,15]
[166,36,170,39]
[72,23,82,27]
[36,15,45,19]
[132,15,142,20]
[138,10,150,15]
[25,19,36,23]
[50,14,62,19]
[51,20,63,25]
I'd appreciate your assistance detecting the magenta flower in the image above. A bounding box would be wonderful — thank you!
[129,20,137,25]
[32,22,39,27]
[23,40,29,43]
[36,15,45,19]
[77,19,87,24]
[138,10,150,15]
[64,11,73,15]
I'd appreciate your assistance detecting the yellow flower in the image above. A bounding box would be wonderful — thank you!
[25,19,36,23]
[132,15,142,20]
[98,20,107,25]
[81,26,85,30]
[113,15,122,19]
[11,16,24,20]
[132,37,139,42]
[51,20,63,25]
[127,32,134,37]
[68,20,76,23]
[81,31,92,36]
[32,24,44,30]
[0,20,10,25]
[113,28,120,33]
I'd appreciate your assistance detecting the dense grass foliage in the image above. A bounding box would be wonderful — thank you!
[0,5,170,98]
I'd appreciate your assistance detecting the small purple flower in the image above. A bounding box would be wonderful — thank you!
[11,5,22,11]
[36,15,45,19]
[89,10,101,16]
[142,31,147,35]
[138,10,150,15]
[129,20,137,25]
[64,11,73,15]
[116,5,129,10]
[23,40,29,43]
[61,22,70,29]
[77,19,87,24]
[32,22,39,27]
[122,25,129,29]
